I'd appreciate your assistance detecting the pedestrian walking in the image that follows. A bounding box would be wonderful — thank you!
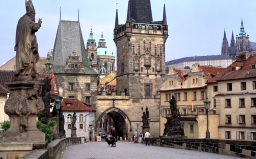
[144,131,150,146]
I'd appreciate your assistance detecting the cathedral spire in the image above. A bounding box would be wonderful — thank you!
[230,30,235,47]
[126,0,131,23]
[162,4,167,25]
[128,0,153,23]
[221,29,229,55]
[223,29,227,40]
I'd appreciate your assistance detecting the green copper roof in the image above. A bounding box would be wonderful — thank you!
[97,48,114,56]
[87,28,95,44]
[99,32,105,42]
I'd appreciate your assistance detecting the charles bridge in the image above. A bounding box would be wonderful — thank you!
[8,137,255,159]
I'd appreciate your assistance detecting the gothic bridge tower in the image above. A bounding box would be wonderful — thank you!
[111,0,168,136]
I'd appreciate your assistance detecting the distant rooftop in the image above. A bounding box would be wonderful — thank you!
[166,54,234,65]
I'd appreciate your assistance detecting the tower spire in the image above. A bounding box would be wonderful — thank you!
[221,29,229,55]
[128,0,153,23]
[78,8,80,21]
[126,0,131,23]
[239,19,246,37]
[115,9,119,29]
[230,30,235,47]
[60,7,61,21]
[162,4,167,25]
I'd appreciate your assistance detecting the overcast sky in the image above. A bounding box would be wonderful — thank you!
[0,0,256,66]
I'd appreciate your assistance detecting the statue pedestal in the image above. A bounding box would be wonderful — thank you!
[0,81,45,144]
[163,116,184,138]
[71,128,77,137]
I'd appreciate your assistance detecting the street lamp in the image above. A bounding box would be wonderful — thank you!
[55,98,61,139]
[204,97,210,139]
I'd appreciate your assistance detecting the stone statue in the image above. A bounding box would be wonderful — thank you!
[142,112,147,126]
[145,106,149,119]
[14,0,42,81]
[71,112,77,129]
[169,96,177,116]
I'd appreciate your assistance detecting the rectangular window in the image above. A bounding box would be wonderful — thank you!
[239,132,245,140]
[238,115,245,124]
[251,132,256,140]
[226,115,231,124]
[177,93,180,101]
[200,91,204,100]
[85,96,91,104]
[193,92,197,101]
[163,109,170,117]
[225,131,231,139]
[241,82,246,90]
[227,83,232,91]
[189,124,194,134]
[252,64,256,69]
[165,94,168,102]
[253,81,256,90]
[68,124,71,129]
[252,115,256,124]
[239,98,245,108]
[225,99,231,108]
[85,83,90,91]
[80,124,83,129]
[214,99,217,108]
[79,115,83,122]
[183,92,187,101]
[145,84,151,97]
[252,98,256,107]
[213,86,218,92]
[69,83,74,91]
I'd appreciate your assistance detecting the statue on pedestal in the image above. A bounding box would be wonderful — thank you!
[71,112,77,129]
[14,0,42,81]
[1,0,45,145]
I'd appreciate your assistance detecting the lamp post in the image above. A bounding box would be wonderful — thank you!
[55,98,61,139]
[204,97,210,139]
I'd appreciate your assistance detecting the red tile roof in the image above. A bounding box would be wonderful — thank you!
[198,65,226,82]
[173,68,188,81]
[209,55,256,82]
[0,71,15,95]
[62,98,96,112]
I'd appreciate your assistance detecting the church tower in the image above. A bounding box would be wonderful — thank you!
[114,0,168,98]
[86,28,98,72]
[236,20,251,53]
[221,29,229,55]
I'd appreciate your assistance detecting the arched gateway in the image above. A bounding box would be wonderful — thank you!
[96,107,131,140]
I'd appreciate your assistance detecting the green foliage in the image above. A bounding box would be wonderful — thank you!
[1,121,10,132]
[0,120,57,143]
[37,120,57,143]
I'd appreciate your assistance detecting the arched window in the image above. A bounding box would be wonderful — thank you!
[104,62,108,70]
[68,124,71,129]
[67,114,72,122]
[79,114,83,122]
[91,53,94,60]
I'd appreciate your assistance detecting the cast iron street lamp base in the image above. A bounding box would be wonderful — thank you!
[206,131,210,139]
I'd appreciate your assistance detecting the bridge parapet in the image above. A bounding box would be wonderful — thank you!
[148,137,256,158]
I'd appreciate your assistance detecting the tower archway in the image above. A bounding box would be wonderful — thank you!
[96,107,131,140]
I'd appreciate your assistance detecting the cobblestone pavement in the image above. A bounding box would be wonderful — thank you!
[61,141,240,159]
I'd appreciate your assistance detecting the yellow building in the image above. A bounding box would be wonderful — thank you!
[160,65,224,138]
[207,53,256,140]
